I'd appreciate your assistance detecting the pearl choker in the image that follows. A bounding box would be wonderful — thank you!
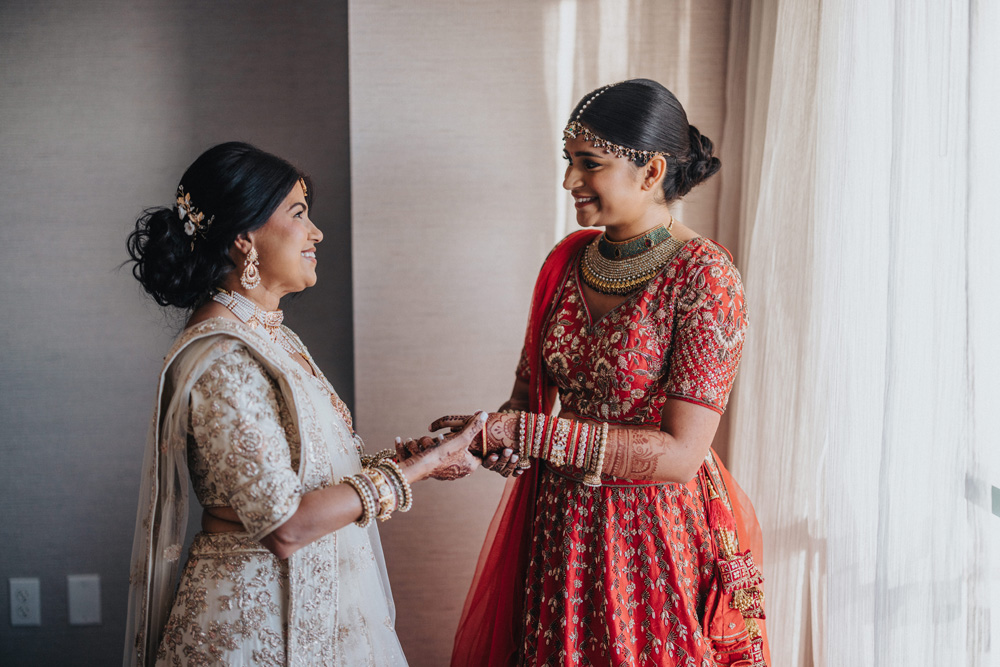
[213,289,298,357]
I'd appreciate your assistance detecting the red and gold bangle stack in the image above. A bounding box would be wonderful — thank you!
[342,458,414,526]
[515,412,610,487]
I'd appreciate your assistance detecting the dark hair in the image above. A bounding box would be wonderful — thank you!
[126,142,310,309]
[569,79,721,202]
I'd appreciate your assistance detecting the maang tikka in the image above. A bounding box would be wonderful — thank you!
[563,82,668,164]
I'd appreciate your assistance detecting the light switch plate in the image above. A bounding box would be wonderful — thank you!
[9,577,41,626]
[67,574,101,625]
[992,486,1000,518]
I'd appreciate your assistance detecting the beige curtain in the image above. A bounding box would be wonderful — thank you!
[722,1,1000,664]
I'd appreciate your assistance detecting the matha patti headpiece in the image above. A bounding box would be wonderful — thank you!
[175,185,214,249]
[298,177,308,199]
[563,82,668,163]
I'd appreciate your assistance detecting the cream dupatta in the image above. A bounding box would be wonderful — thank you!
[124,318,404,666]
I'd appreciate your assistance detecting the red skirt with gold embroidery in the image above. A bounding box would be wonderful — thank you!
[521,465,718,666]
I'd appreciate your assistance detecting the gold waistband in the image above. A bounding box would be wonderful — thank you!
[188,531,272,557]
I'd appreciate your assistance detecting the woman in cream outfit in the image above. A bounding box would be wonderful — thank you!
[124,142,483,666]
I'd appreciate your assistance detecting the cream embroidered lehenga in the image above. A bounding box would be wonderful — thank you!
[124,318,407,666]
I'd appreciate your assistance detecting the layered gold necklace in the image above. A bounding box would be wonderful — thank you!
[580,222,686,295]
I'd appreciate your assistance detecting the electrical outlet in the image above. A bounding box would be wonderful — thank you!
[67,574,101,625]
[9,577,41,626]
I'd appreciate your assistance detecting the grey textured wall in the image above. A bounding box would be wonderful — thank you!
[0,2,352,664]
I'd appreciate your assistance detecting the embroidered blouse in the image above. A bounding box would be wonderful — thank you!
[187,343,305,540]
[516,237,748,423]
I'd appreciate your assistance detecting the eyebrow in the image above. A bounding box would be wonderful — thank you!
[288,202,307,213]
[568,150,604,158]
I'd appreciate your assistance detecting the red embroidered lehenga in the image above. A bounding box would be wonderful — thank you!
[452,230,769,667]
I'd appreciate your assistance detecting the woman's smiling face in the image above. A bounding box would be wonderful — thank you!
[562,135,648,235]
[247,181,323,297]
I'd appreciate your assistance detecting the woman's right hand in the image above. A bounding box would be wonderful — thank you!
[398,411,486,482]
[429,412,520,457]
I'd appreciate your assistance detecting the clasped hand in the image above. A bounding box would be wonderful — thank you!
[392,411,488,481]
[410,413,524,478]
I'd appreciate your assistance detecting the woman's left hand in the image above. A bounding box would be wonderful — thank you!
[397,412,485,481]
[429,412,520,457]
[482,448,526,478]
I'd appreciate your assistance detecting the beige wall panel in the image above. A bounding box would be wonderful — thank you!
[350,4,556,665]
[351,2,732,665]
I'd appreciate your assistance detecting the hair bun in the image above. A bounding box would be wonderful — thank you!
[676,125,721,197]
[127,206,217,308]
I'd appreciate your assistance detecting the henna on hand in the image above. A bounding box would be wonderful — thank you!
[483,448,523,478]
[429,414,473,432]
[431,461,476,481]
[395,438,411,461]
[500,450,521,477]
[429,434,478,481]
[423,412,486,481]
[478,412,519,456]
[604,428,667,480]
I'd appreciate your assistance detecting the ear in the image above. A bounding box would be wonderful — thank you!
[640,155,668,191]
[232,232,254,256]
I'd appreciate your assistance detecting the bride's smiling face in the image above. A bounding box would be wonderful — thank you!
[562,135,647,233]
[247,181,323,296]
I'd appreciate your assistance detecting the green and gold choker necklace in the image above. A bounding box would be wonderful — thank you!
[597,224,674,259]
[581,223,686,295]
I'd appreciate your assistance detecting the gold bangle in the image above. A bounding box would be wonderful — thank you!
[582,422,609,487]
[342,475,376,527]
[549,418,571,467]
[377,459,413,512]
[532,413,544,458]
[516,411,533,469]
[366,467,398,521]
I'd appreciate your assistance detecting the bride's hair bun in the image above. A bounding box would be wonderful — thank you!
[675,125,721,198]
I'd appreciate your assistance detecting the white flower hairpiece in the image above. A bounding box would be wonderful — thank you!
[175,185,214,247]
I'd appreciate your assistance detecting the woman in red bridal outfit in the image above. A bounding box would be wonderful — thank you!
[444,79,770,667]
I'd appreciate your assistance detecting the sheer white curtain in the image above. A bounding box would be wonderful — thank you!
[723,1,1000,664]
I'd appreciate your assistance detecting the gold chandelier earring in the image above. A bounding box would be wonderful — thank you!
[240,246,261,289]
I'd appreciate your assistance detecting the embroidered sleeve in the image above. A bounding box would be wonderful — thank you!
[515,344,530,383]
[664,251,748,413]
[189,346,303,540]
